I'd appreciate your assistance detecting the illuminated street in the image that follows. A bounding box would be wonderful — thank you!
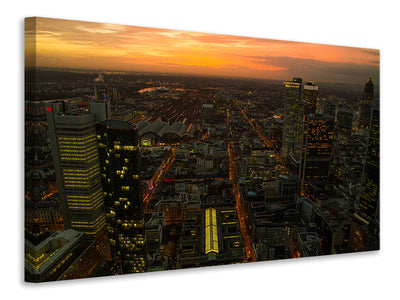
[234,99,288,172]
[143,147,177,211]
[228,142,256,262]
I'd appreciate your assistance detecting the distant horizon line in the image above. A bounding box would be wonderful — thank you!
[26,66,379,87]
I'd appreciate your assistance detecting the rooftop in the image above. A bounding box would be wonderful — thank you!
[98,119,138,130]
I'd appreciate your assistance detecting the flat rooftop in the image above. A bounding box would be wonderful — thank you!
[98,119,138,130]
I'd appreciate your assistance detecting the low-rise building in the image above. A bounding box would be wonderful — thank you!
[25,229,101,282]
[176,208,245,268]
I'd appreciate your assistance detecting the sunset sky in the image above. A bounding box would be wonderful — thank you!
[25,17,380,85]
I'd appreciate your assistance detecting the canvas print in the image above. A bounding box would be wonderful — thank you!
[24,17,380,283]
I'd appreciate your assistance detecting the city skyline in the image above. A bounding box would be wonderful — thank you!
[24,17,380,282]
[25,17,379,85]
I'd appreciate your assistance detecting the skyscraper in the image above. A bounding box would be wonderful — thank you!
[96,120,148,273]
[282,78,304,158]
[303,81,318,115]
[46,101,108,244]
[358,76,374,130]
[299,114,334,190]
[356,100,379,225]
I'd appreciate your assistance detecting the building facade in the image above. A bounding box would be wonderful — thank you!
[176,208,244,268]
[46,102,108,244]
[303,81,318,115]
[25,229,99,282]
[299,114,334,189]
[358,76,374,130]
[282,78,304,158]
[96,120,148,273]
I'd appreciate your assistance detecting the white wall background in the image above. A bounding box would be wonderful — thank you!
[2,1,398,299]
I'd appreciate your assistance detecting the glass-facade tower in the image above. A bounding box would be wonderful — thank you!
[96,120,148,273]
[282,78,304,158]
[299,114,334,189]
[303,81,318,115]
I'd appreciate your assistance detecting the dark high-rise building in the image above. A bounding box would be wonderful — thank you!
[96,120,148,273]
[358,76,374,130]
[46,101,108,244]
[299,114,334,189]
[356,100,379,225]
[303,81,318,115]
[282,78,304,158]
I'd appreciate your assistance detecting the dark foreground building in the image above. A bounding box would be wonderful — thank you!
[299,114,334,190]
[96,120,148,273]
[25,229,101,282]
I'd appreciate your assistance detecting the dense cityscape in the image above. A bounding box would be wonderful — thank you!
[25,67,379,282]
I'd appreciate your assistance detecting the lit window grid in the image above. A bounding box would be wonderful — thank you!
[96,124,146,272]
[70,214,106,236]
[54,125,108,237]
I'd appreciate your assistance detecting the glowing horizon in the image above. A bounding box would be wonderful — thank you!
[25,17,380,85]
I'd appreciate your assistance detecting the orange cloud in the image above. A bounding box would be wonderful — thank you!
[25,17,379,83]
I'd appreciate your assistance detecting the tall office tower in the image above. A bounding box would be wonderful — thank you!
[303,81,318,115]
[358,76,374,130]
[356,100,379,225]
[25,101,64,237]
[299,114,334,190]
[96,120,148,273]
[282,78,304,157]
[46,101,108,244]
